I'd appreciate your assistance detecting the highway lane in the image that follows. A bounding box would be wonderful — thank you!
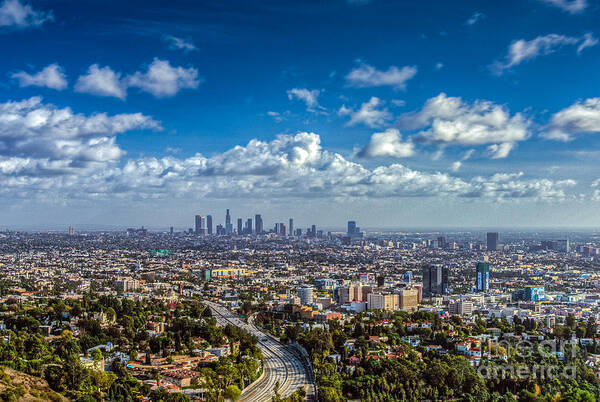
[205,301,316,401]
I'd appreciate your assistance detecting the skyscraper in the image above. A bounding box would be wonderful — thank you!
[289,218,294,237]
[347,221,362,238]
[195,215,206,235]
[246,218,252,234]
[347,221,356,235]
[311,225,316,238]
[237,218,243,235]
[206,215,213,235]
[422,264,449,296]
[226,209,232,234]
[255,214,263,234]
[487,232,499,251]
[476,262,490,292]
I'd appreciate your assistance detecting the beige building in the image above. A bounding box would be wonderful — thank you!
[449,300,473,316]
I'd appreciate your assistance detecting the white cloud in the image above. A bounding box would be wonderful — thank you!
[491,33,596,74]
[0,0,52,28]
[358,128,415,158]
[75,59,201,99]
[466,12,485,25]
[75,64,127,99]
[127,58,201,98]
[346,63,417,90]
[342,97,392,128]
[577,32,598,54]
[11,63,67,90]
[0,97,161,170]
[543,98,600,141]
[400,93,529,157]
[0,119,578,203]
[536,0,587,14]
[435,62,444,70]
[162,35,197,52]
[451,149,475,171]
[287,88,326,113]
[487,143,515,159]
[450,161,462,172]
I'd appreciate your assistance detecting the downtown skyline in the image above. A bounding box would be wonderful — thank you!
[2,0,600,228]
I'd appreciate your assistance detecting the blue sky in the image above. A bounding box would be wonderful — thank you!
[1,0,600,229]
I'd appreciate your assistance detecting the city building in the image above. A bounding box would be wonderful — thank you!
[449,300,473,316]
[206,215,213,235]
[195,215,206,235]
[487,232,499,251]
[255,214,263,234]
[422,264,449,296]
[476,262,490,292]
[298,287,314,306]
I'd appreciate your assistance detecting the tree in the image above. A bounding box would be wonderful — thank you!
[223,384,241,401]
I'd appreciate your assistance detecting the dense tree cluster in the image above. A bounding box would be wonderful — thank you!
[0,294,262,401]
[294,310,600,401]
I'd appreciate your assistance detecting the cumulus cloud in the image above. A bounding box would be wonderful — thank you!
[75,64,127,99]
[358,128,415,158]
[400,93,529,157]
[75,59,201,99]
[536,0,587,14]
[0,97,161,170]
[0,121,578,203]
[0,0,52,28]
[543,98,600,141]
[287,88,326,113]
[127,58,201,98]
[11,63,67,90]
[110,134,575,202]
[340,97,392,128]
[346,63,417,90]
[162,35,197,52]
[491,33,597,74]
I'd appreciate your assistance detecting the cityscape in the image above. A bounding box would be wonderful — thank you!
[3,0,600,401]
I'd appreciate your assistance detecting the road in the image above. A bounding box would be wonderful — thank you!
[205,301,317,401]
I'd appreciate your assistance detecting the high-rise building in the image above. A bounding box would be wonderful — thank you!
[437,236,445,249]
[195,215,206,235]
[476,262,490,292]
[246,218,253,234]
[226,209,232,234]
[206,215,213,235]
[399,289,419,311]
[68,226,75,236]
[311,225,316,238]
[169,226,173,235]
[347,221,356,235]
[422,264,449,296]
[237,218,243,235]
[347,221,362,239]
[255,214,263,234]
[298,287,314,306]
[289,218,294,237]
[487,232,499,251]
[279,223,286,236]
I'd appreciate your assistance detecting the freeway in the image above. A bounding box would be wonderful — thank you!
[205,301,317,401]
